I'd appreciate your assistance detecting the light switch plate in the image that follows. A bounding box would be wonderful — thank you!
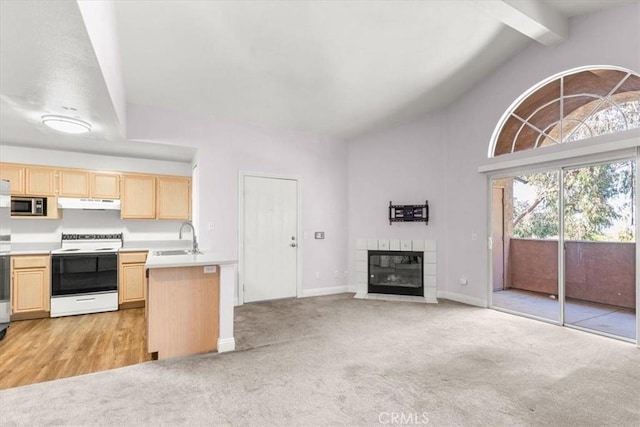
[314,232,325,239]
[204,266,217,274]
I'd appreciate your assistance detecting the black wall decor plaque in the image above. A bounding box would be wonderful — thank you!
[389,201,429,225]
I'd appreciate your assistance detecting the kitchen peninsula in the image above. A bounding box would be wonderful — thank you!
[145,252,237,360]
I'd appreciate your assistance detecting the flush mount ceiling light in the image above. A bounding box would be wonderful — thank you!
[41,115,91,134]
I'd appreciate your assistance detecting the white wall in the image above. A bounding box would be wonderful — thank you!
[347,113,448,292]
[348,3,640,306]
[443,3,640,305]
[127,104,349,293]
[11,210,185,244]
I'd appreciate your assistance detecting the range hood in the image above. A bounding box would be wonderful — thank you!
[57,197,121,211]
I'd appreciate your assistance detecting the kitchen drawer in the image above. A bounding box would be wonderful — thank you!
[12,256,49,269]
[50,292,118,318]
[120,252,148,264]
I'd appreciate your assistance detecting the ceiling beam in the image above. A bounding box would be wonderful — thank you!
[472,0,568,46]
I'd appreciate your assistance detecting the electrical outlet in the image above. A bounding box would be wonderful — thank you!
[208,222,215,231]
[315,272,320,279]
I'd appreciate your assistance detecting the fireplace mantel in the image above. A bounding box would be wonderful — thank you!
[354,238,437,303]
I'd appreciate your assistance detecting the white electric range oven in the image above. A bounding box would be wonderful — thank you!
[50,233,122,317]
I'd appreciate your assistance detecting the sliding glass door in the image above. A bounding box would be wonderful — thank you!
[563,160,637,341]
[491,171,560,323]
[491,157,638,343]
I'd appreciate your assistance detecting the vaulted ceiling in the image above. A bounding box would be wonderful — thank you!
[0,0,636,161]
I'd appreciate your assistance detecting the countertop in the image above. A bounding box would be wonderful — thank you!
[10,242,60,255]
[146,251,237,269]
[10,240,193,255]
[120,240,192,252]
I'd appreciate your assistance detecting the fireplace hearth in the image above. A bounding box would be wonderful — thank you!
[368,250,424,296]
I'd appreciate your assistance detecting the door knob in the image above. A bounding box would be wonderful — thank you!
[290,243,297,247]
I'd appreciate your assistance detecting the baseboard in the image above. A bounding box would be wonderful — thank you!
[119,301,145,310]
[301,285,351,298]
[437,291,487,308]
[217,337,235,353]
[10,310,49,321]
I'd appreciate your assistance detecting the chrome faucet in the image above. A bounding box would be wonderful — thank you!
[179,221,200,254]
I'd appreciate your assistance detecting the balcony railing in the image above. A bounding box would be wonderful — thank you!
[507,238,635,309]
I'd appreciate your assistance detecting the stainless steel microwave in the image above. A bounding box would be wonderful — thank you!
[11,197,46,216]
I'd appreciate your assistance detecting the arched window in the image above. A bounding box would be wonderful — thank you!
[490,66,640,157]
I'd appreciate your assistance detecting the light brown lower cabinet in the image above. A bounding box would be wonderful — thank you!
[11,255,50,320]
[147,266,219,360]
[119,251,148,308]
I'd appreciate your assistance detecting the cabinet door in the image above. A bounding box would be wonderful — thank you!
[91,172,120,199]
[58,169,90,198]
[12,269,48,313]
[157,176,191,220]
[0,164,26,195]
[26,167,56,196]
[120,264,146,303]
[121,174,156,219]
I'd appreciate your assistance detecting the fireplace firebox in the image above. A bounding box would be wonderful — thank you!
[368,250,423,296]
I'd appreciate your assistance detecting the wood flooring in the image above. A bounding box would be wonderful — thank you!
[0,308,152,390]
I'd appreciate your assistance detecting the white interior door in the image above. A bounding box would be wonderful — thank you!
[243,175,298,303]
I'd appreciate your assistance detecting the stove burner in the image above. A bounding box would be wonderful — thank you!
[56,232,123,255]
[61,233,123,241]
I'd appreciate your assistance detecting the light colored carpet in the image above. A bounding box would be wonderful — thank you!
[1,294,639,426]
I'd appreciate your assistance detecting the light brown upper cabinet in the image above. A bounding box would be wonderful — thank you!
[91,172,120,199]
[0,163,26,195]
[157,176,191,220]
[57,169,121,199]
[25,167,56,196]
[122,174,191,220]
[57,169,90,198]
[121,174,156,219]
[2,164,56,196]
[1,163,189,220]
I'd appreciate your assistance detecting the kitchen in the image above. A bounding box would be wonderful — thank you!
[0,147,237,387]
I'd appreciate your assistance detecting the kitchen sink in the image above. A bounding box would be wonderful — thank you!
[153,249,198,256]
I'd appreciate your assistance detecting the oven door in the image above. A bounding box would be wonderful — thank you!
[51,253,118,296]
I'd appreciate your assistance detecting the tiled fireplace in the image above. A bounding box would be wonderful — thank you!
[368,250,424,296]
[355,239,437,303]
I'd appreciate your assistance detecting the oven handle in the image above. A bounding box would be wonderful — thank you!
[75,297,96,302]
